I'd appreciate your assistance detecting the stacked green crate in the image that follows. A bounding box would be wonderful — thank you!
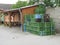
[26,23,42,33]
[50,18,55,35]
[44,19,55,35]
[24,14,55,36]
[51,22,55,35]
[30,14,44,32]
[24,14,42,35]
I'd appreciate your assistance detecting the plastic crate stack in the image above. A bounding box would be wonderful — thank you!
[24,14,55,36]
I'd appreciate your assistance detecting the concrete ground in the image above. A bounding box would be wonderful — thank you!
[0,25,60,45]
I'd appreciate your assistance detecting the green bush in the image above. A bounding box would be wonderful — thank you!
[35,4,46,14]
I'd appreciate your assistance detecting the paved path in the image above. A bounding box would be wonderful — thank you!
[0,25,60,45]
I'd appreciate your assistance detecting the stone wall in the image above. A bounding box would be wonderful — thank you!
[46,7,60,33]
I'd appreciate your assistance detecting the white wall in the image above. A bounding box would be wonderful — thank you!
[46,7,60,33]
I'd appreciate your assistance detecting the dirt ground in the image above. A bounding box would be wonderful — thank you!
[0,25,60,45]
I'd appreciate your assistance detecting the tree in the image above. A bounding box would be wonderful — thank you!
[28,0,34,5]
[44,0,55,7]
[44,0,51,6]
[28,0,40,5]
[11,0,28,9]
[11,0,41,9]
[35,4,46,14]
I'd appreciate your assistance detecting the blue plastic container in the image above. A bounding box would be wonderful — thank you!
[35,14,42,19]
[24,23,26,32]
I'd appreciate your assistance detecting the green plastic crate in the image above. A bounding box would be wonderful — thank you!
[33,31,40,35]
[39,31,47,36]
[30,30,40,35]
[51,31,56,35]
[44,22,51,27]
[30,15,34,19]
[33,26,43,31]
[30,22,43,27]
[31,19,35,22]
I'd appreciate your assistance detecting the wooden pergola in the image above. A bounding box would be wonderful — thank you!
[4,4,39,31]
[4,9,21,27]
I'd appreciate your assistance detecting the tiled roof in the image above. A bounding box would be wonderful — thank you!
[0,4,12,10]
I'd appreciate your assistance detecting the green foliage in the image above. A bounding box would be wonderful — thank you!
[35,4,46,14]
[58,0,60,6]
[11,0,28,9]
[55,0,58,4]
[28,0,40,5]
[28,0,34,5]
[44,0,50,6]
[11,4,16,9]
[55,0,60,6]
[44,0,54,7]
[11,0,41,9]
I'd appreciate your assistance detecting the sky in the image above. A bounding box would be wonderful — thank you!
[0,0,27,4]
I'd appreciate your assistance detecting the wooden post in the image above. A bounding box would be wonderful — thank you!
[19,9,24,32]
[8,12,11,27]
[4,13,6,26]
